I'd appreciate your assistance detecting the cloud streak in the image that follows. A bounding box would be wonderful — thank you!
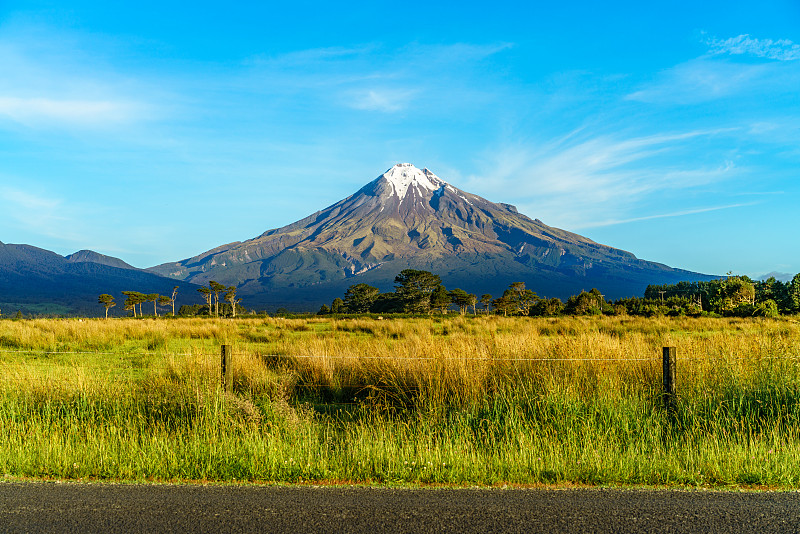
[0,96,141,126]
[580,202,757,229]
[464,128,741,229]
[0,29,159,130]
[627,34,800,105]
[0,186,82,242]
[347,88,418,112]
[705,34,800,61]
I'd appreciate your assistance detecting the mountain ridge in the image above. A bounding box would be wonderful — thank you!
[0,241,198,316]
[147,163,715,308]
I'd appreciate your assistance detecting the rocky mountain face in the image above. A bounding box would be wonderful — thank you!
[148,164,714,310]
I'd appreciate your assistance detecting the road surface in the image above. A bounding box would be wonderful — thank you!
[1,481,799,533]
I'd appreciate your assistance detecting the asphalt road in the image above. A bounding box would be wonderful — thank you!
[1,481,799,533]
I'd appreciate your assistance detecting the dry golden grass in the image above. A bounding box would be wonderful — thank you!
[1,314,799,487]
[2,314,797,407]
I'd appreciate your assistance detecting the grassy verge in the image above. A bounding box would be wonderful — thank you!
[0,315,798,487]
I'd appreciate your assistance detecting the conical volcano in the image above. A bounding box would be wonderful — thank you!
[148,164,712,309]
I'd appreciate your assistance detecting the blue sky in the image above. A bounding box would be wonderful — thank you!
[1,1,799,278]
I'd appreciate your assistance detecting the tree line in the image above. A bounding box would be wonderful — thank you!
[98,287,178,319]
[97,281,242,318]
[319,270,800,318]
[638,274,800,317]
[96,270,800,319]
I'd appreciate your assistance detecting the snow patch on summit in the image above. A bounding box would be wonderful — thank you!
[381,163,446,200]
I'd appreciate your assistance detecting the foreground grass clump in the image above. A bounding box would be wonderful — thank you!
[0,315,799,487]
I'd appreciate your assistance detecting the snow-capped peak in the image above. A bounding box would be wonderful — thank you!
[381,163,446,200]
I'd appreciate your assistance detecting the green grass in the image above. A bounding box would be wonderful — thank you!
[0,315,799,487]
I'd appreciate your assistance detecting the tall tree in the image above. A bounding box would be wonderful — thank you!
[122,292,136,317]
[158,295,172,315]
[564,289,604,315]
[467,293,478,315]
[197,286,213,315]
[343,283,379,313]
[330,298,345,314]
[531,297,564,317]
[430,284,451,314]
[507,282,538,316]
[491,293,513,316]
[209,281,226,317]
[791,273,800,312]
[394,269,441,313]
[98,294,116,319]
[121,291,146,318]
[480,294,493,313]
[145,293,161,317]
[169,286,179,316]
[448,288,475,315]
[224,285,241,317]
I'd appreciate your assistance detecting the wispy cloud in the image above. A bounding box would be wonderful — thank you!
[463,128,740,229]
[251,45,378,66]
[0,96,141,126]
[2,187,61,212]
[626,58,773,104]
[347,88,418,112]
[0,186,81,241]
[627,33,800,105]
[241,41,512,114]
[0,30,158,130]
[581,202,757,229]
[705,34,800,61]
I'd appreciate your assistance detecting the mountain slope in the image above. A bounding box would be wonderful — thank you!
[0,242,198,316]
[66,249,137,270]
[148,164,715,309]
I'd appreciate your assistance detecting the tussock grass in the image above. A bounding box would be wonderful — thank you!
[1,315,799,486]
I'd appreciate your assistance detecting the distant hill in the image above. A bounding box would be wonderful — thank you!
[66,249,137,270]
[759,272,795,283]
[0,241,198,317]
[147,163,717,310]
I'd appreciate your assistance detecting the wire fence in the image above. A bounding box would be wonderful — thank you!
[2,348,799,362]
[2,344,799,415]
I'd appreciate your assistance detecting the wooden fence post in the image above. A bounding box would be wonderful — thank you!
[662,346,676,414]
[221,344,233,392]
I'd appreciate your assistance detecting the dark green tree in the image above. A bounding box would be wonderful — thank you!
[98,294,116,319]
[394,269,441,313]
[145,293,161,316]
[121,291,147,317]
[158,295,172,315]
[564,289,604,315]
[491,293,514,316]
[343,283,380,313]
[370,293,403,314]
[178,304,205,316]
[448,288,475,315]
[507,282,538,316]
[430,284,451,314]
[531,297,564,317]
[791,274,800,312]
[331,297,345,314]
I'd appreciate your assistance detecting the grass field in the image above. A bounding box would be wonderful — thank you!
[1,315,799,487]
